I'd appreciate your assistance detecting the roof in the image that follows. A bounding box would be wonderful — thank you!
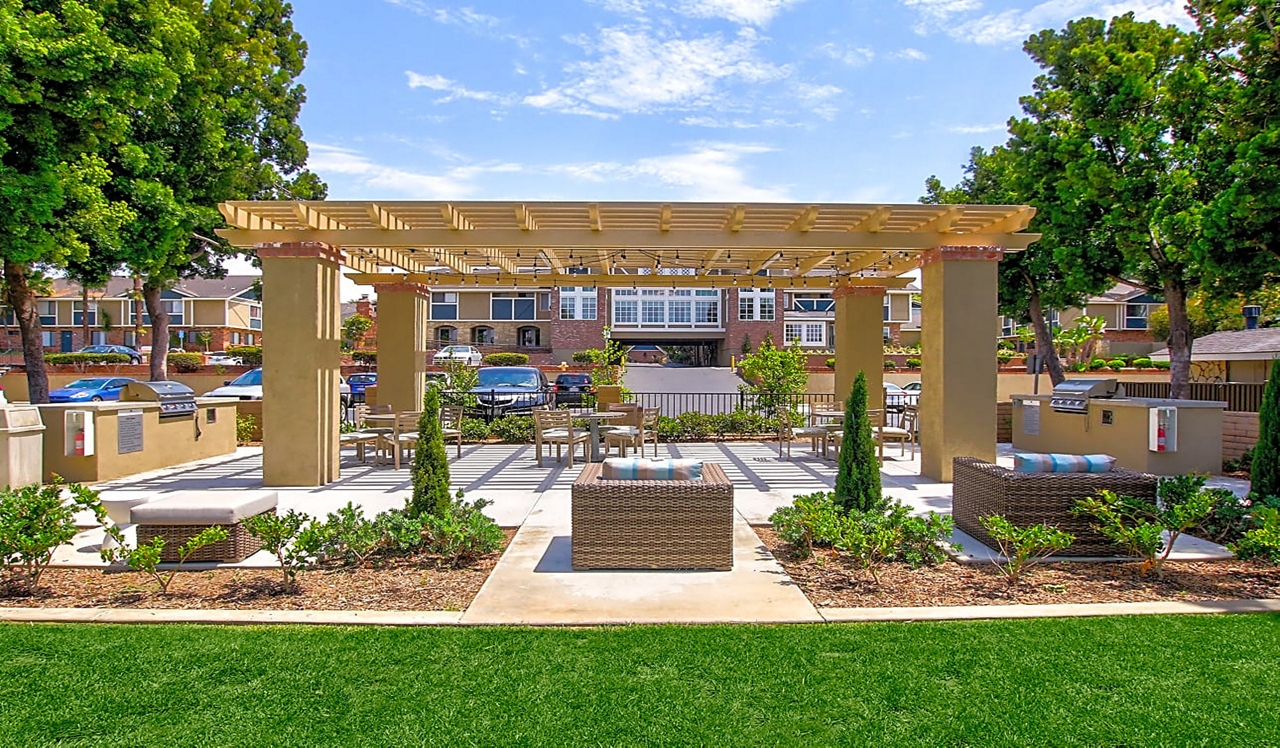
[1150,328,1280,361]
[1086,282,1161,305]
[48,276,260,300]
[216,200,1038,290]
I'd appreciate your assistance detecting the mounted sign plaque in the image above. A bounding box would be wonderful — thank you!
[117,410,144,455]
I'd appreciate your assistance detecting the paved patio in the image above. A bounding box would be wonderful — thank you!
[52,441,1248,625]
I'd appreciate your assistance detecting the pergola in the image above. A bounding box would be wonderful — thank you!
[217,201,1038,486]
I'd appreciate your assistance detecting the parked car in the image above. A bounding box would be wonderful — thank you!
[49,377,138,403]
[469,366,551,419]
[76,344,142,364]
[901,381,921,405]
[433,345,483,367]
[347,372,376,403]
[205,351,241,366]
[553,373,595,406]
[205,368,352,406]
[883,382,910,413]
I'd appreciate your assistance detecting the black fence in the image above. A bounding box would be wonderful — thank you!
[1120,381,1265,412]
[627,391,836,417]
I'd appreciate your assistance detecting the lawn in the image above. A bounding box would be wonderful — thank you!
[2,615,1279,746]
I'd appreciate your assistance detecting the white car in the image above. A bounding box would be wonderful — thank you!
[205,351,241,366]
[205,368,351,406]
[433,345,483,367]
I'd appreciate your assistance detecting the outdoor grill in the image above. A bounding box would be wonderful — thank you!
[1049,378,1124,414]
[120,381,198,419]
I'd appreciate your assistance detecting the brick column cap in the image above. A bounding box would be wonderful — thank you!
[370,281,432,297]
[919,246,1004,266]
[832,284,888,299]
[256,242,345,265]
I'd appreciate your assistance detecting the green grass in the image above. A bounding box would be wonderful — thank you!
[2,615,1280,745]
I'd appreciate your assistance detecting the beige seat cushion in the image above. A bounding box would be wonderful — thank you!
[878,427,911,438]
[131,490,277,525]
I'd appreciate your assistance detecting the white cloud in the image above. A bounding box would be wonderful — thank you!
[819,42,875,67]
[890,47,929,61]
[405,71,511,104]
[308,144,521,198]
[900,0,1193,45]
[947,123,1007,134]
[524,27,787,116]
[676,0,806,25]
[383,0,500,27]
[549,143,790,200]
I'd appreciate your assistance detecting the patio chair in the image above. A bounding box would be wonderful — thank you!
[603,403,644,457]
[874,408,914,461]
[533,409,589,467]
[792,401,842,459]
[339,404,380,462]
[374,411,420,469]
[440,404,464,458]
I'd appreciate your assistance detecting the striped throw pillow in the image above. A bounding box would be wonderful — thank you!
[1014,453,1116,473]
[601,458,704,481]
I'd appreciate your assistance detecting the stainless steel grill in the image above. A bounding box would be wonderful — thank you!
[1049,378,1124,414]
[120,381,198,419]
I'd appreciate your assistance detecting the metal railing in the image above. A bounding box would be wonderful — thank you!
[1120,381,1266,412]
[627,391,838,417]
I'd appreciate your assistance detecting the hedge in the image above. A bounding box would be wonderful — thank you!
[44,353,131,367]
[226,345,262,367]
[482,352,530,366]
[169,353,204,372]
[571,350,594,364]
[351,350,377,364]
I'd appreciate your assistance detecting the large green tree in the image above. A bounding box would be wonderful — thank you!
[0,0,192,401]
[1018,15,1217,398]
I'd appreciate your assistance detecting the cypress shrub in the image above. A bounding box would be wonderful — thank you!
[834,371,882,514]
[1253,361,1280,499]
[408,386,452,518]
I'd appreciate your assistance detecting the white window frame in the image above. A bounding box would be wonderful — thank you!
[738,289,775,321]
[1125,303,1150,330]
[560,287,597,320]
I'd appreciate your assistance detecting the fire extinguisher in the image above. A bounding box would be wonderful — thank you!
[73,427,85,456]
[1156,419,1167,452]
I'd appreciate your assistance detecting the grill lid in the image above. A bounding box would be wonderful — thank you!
[120,381,197,418]
[1049,378,1124,413]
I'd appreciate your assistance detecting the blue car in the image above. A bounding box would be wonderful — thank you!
[468,366,552,420]
[49,377,138,403]
[347,372,376,403]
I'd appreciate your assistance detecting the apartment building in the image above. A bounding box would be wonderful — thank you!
[998,282,1166,356]
[26,276,263,352]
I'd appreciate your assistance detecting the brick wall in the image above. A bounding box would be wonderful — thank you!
[723,288,784,364]
[353,297,377,350]
[550,287,609,360]
[429,320,549,349]
[1223,411,1260,461]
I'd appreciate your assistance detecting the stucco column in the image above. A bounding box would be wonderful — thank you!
[920,246,1003,481]
[372,281,429,414]
[833,285,886,407]
[257,242,343,487]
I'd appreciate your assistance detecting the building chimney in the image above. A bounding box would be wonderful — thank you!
[1244,305,1262,330]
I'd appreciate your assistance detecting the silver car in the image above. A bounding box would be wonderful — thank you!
[205,368,352,406]
[433,345,483,367]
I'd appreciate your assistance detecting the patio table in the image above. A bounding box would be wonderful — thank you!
[577,411,627,462]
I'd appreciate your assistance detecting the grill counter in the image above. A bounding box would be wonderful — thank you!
[1048,378,1124,414]
[120,381,198,419]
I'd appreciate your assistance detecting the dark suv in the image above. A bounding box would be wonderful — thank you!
[468,366,552,420]
[553,373,595,406]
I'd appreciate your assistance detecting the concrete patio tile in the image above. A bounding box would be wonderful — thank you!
[460,516,822,625]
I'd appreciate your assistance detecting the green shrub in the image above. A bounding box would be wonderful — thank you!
[1,482,107,590]
[571,350,594,364]
[883,360,898,370]
[420,495,505,564]
[905,358,921,370]
[656,415,682,441]
[309,503,383,565]
[1253,363,1280,500]
[825,357,836,369]
[351,350,377,365]
[834,371,880,514]
[169,352,204,372]
[409,387,452,518]
[1132,357,1153,368]
[490,415,534,443]
[1074,477,1217,577]
[244,510,314,590]
[235,414,258,444]
[996,349,1015,364]
[44,352,131,369]
[1229,506,1280,563]
[1107,359,1126,372]
[227,345,262,367]
[483,352,530,366]
[997,339,1016,350]
[102,525,228,595]
[770,491,848,557]
[1158,473,1257,545]
[1152,360,1171,370]
[1087,357,1107,371]
[675,411,712,440]
[979,515,1074,585]
[460,417,490,442]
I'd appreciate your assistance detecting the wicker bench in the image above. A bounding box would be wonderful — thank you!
[130,491,278,563]
[571,462,734,571]
[952,457,1159,556]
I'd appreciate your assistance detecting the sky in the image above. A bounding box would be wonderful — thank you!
[225,0,1194,297]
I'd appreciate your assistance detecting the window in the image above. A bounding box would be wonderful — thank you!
[492,293,535,320]
[124,331,137,347]
[246,333,254,345]
[471,326,495,345]
[437,326,457,344]
[91,331,106,345]
[883,299,890,321]
[785,323,801,343]
[695,300,718,325]
[614,300,638,324]
[641,300,665,324]
[517,326,541,348]
[72,301,97,326]
[1001,316,1017,337]
[431,292,457,321]
[784,323,825,346]
[791,296,834,313]
[804,324,824,345]
[163,299,184,325]
[738,289,775,321]
[539,293,551,312]
[129,301,150,326]
[560,287,597,320]
[230,332,241,346]
[41,331,55,347]
[1125,303,1150,330]
[38,301,56,326]
[883,326,892,343]
[249,305,262,330]
[668,300,691,324]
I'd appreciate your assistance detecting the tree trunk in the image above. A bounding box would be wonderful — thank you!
[144,281,169,382]
[1027,289,1067,386]
[132,275,142,346]
[80,285,89,350]
[4,261,50,403]
[1163,276,1192,399]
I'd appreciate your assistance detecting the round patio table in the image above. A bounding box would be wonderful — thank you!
[577,411,628,462]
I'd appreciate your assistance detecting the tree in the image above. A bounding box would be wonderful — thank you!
[0,1,190,401]
[408,386,452,519]
[195,331,213,351]
[1253,361,1280,500]
[736,335,807,422]
[1017,16,1217,398]
[342,314,372,350]
[834,372,881,514]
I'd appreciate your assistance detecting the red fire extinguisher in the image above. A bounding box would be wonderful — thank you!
[1155,420,1166,452]
[73,427,85,456]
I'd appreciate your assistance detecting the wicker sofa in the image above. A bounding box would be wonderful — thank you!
[952,456,1159,556]
[571,462,734,571]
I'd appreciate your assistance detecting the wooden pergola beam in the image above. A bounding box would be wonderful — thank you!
[346,272,915,290]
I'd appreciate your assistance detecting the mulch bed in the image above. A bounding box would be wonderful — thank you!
[0,529,514,611]
[753,526,1280,607]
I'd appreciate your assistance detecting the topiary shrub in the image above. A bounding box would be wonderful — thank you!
[227,345,262,367]
[834,371,881,514]
[1153,360,1171,370]
[571,350,594,364]
[169,352,204,372]
[482,352,530,366]
[407,387,452,519]
[1253,362,1280,500]
[905,358,921,370]
[825,357,836,370]
[883,360,897,370]
[1132,357,1153,369]
[1088,357,1107,371]
[1107,359,1126,372]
